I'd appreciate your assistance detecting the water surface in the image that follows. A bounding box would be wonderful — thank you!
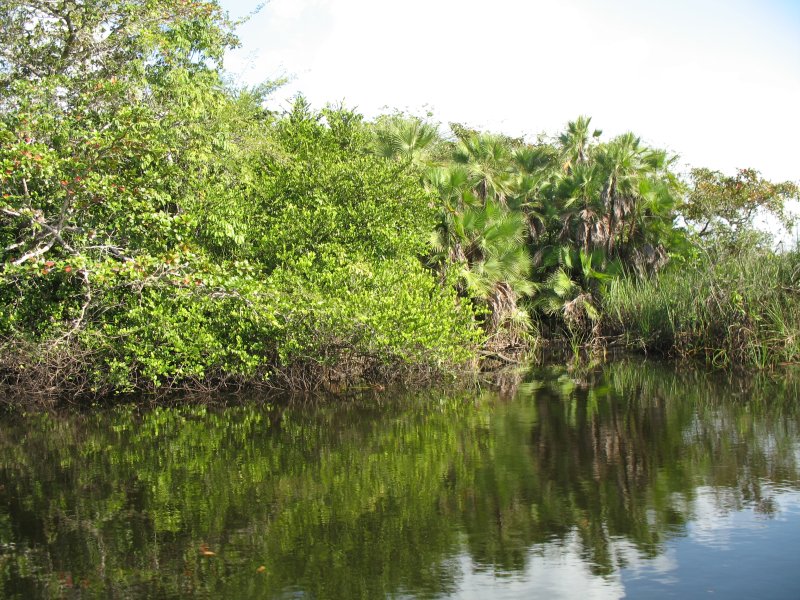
[1,360,799,598]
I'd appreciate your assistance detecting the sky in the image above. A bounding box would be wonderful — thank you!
[220,0,800,183]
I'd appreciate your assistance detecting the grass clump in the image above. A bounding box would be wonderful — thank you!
[604,247,800,368]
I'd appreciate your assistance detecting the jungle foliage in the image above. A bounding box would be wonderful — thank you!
[375,112,798,362]
[0,0,480,395]
[1,1,798,397]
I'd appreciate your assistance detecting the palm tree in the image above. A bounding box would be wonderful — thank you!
[596,132,641,254]
[371,115,440,168]
[508,144,560,232]
[558,115,601,172]
[425,164,474,209]
[595,133,679,260]
[512,144,559,176]
[452,132,514,203]
[535,247,619,332]
[508,171,552,243]
[556,162,607,253]
[430,197,535,339]
[426,164,480,268]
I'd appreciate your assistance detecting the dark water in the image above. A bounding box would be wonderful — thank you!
[1,360,799,599]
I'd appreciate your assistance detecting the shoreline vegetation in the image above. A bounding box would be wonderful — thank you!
[1,1,799,401]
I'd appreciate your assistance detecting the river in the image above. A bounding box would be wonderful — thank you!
[1,359,798,598]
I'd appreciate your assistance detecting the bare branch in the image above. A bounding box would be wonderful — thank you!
[84,244,133,262]
[55,267,92,342]
[11,236,57,265]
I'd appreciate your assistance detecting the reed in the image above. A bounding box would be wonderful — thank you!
[603,247,800,368]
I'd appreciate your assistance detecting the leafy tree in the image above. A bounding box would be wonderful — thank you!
[0,3,482,394]
[682,167,799,249]
[0,0,240,346]
[251,99,437,269]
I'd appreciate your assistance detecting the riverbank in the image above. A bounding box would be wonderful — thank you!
[602,246,800,368]
[2,0,798,402]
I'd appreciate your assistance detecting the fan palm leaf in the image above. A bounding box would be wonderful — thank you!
[372,116,440,168]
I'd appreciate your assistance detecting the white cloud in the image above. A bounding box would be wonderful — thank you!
[452,533,626,600]
[268,0,324,21]
[223,0,800,181]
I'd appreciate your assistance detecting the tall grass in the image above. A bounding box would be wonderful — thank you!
[603,247,800,368]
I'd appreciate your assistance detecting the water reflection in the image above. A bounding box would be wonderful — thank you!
[0,360,799,598]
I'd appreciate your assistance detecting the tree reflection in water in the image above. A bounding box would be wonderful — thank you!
[0,360,798,599]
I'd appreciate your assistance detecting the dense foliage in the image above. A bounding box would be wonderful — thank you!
[375,113,798,359]
[0,1,483,395]
[1,1,798,396]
